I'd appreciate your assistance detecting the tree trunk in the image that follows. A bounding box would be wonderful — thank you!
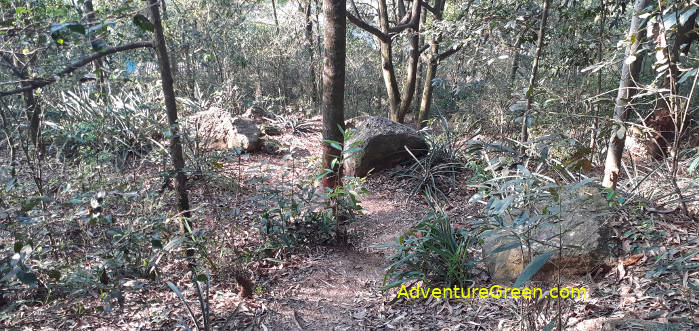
[84,0,105,94]
[272,0,280,34]
[602,0,649,189]
[509,32,523,85]
[589,1,605,156]
[413,8,427,112]
[417,40,439,128]
[377,0,401,121]
[315,0,323,113]
[519,0,550,153]
[148,0,192,223]
[321,0,346,190]
[396,5,421,123]
[305,1,319,104]
[21,81,42,148]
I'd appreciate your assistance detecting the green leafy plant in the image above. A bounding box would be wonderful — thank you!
[257,127,366,255]
[394,116,469,201]
[382,212,477,291]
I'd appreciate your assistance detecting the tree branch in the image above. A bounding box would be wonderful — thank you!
[388,0,420,34]
[0,42,153,98]
[346,12,390,42]
[438,43,462,60]
[420,1,437,16]
[419,44,429,55]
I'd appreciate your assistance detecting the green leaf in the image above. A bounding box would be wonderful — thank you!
[151,239,163,249]
[49,22,85,38]
[132,14,154,33]
[678,68,698,85]
[17,271,37,286]
[513,250,555,288]
[489,240,522,255]
[323,140,342,151]
[196,274,208,282]
[163,237,186,251]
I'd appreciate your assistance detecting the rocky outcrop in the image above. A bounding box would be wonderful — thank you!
[183,110,261,152]
[481,185,614,284]
[344,116,428,177]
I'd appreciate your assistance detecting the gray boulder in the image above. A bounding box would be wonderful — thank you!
[344,116,428,177]
[183,110,261,152]
[481,185,614,284]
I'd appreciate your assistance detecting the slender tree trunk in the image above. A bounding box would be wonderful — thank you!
[321,0,346,190]
[413,8,426,113]
[509,32,523,85]
[315,0,323,113]
[377,0,401,121]
[602,0,649,188]
[272,0,280,34]
[21,81,42,148]
[305,1,319,104]
[519,0,550,153]
[148,0,192,223]
[84,0,105,94]
[396,5,421,123]
[417,40,439,128]
[590,2,605,156]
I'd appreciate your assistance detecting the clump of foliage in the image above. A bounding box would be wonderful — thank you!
[256,131,367,256]
[394,116,472,200]
[48,86,166,168]
[266,112,315,135]
[382,212,478,290]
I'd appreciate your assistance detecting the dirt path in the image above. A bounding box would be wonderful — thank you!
[261,174,428,330]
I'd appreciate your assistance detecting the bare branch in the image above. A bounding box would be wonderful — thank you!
[346,12,390,42]
[388,0,420,34]
[438,44,463,60]
[0,42,154,98]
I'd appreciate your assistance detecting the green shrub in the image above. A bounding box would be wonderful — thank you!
[257,128,367,255]
[394,117,469,201]
[382,212,478,290]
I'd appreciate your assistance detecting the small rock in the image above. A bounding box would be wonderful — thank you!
[260,124,283,136]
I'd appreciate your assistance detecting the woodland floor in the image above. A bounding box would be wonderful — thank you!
[1,119,698,330]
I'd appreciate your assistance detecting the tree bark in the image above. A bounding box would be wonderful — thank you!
[272,0,280,34]
[321,0,346,190]
[396,5,421,123]
[590,1,605,156]
[417,39,439,128]
[376,0,402,121]
[21,80,42,148]
[509,32,523,85]
[602,0,649,189]
[148,0,192,222]
[519,0,550,153]
[304,1,319,104]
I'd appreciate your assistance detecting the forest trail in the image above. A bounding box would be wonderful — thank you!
[262,174,429,330]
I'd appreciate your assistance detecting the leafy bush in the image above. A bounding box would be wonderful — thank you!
[382,212,478,290]
[257,176,336,253]
[394,117,469,200]
[257,129,367,255]
[267,112,315,135]
[47,85,166,166]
